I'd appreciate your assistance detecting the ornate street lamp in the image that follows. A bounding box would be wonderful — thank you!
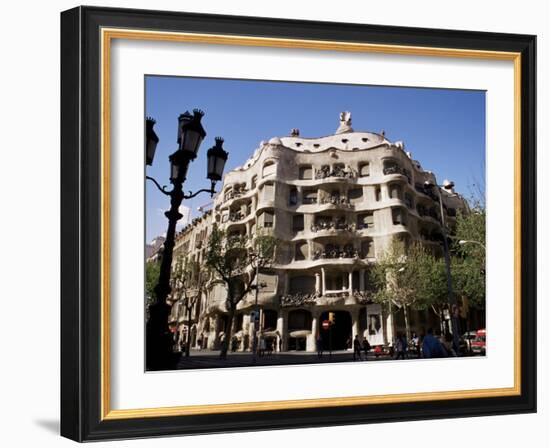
[424,179,460,354]
[145,117,159,166]
[145,111,228,370]
[178,110,206,157]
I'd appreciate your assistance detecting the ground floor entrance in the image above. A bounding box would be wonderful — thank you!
[319,310,352,351]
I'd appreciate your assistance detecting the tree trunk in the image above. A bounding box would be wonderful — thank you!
[403,305,411,342]
[219,302,235,359]
[185,306,191,357]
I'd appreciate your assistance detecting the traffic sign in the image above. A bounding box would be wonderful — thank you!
[322,320,330,330]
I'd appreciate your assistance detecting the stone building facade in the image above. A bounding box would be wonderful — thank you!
[169,113,469,353]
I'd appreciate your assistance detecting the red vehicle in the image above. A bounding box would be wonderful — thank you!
[471,329,486,355]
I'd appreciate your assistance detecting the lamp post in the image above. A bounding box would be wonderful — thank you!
[145,111,228,370]
[424,180,461,355]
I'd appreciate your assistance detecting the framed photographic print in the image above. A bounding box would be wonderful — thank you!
[60,6,536,442]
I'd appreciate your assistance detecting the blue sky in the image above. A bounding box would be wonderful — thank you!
[145,76,485,242]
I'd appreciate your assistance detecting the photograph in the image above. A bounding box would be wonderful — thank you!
[144,77,487,371]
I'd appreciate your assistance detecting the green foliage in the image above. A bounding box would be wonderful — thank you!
[451,208,486,307]
[205,225,277,305]
[145,261,160,306]
[369,239,448,311]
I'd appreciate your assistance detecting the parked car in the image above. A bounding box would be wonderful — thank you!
[470,329,486,355]
[459,331,478,355]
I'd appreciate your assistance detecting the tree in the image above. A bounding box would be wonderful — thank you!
[170,257,210,357]
[205,225,277,359]
[145,260,160,321]
[369,238,448,339]
[451,207,486,311]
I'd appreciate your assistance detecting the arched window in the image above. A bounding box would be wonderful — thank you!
[389,183,403,200]
[262,160,276,178]
[289,277,316,295]
[294,241,308,260]
[348,187,363,204]
[299,165,313,180]
[288,309,312,331]
[361,239,375,258]
[359,162,370,177]
[392,207,408,226]
[288,186,298,205]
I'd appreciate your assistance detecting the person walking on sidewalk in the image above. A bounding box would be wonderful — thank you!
[394,333,407,360]
[422,328,448,358]
[362,336,371,361]
[316,334,323,359]
[353,335,362,361]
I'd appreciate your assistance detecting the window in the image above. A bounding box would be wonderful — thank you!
[288,187,298,206]
[392,208,407,226]
[251,175,257,189]
[375,186,382,202]
[223,187,232,202]
[303,189,317,204]
[404,192,414,209]
[357,212,374,230]
[299,165,313,180]
[359,162,370,177]
[389,183,402,200]
[287,308,313,329]
[348,187,363,203]
[262,160,276,178]
[294,241,308,260]
[292,214,304,232]
[262,182,275,201]
[361,239,375,258]
[383,160,401,175]
[261,211,274,228]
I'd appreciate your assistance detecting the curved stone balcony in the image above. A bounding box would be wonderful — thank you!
[280,290,371,308]
[280,256,369,270]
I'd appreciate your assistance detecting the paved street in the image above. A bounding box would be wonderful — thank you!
[175,349,413,369]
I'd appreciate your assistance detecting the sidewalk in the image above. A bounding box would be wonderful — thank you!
[175,349,398,369]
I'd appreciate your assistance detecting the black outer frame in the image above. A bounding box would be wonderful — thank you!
[60,6,537,442]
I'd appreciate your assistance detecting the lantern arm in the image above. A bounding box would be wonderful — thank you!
[183,181,217,200]
[146,175,172,196]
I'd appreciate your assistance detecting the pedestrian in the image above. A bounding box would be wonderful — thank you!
[373,345,383,359]
[442,333,457,357]
[362,336,371,360]
[353,335,362,361]
[394,333,407,360]
[259,334,266,357]
[316,334,323,359]
[411,332,420,358]
[422,328,448,358]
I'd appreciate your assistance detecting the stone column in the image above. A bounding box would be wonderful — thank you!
[385,303,396,346]
[315,273,321,296]
[307,311,319,352]
[381,183,390,201]
[276,309,286,352]
[321,267,326,295]
[244,314,252,352]
[209,315,219,350]
[348,271,354,296]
